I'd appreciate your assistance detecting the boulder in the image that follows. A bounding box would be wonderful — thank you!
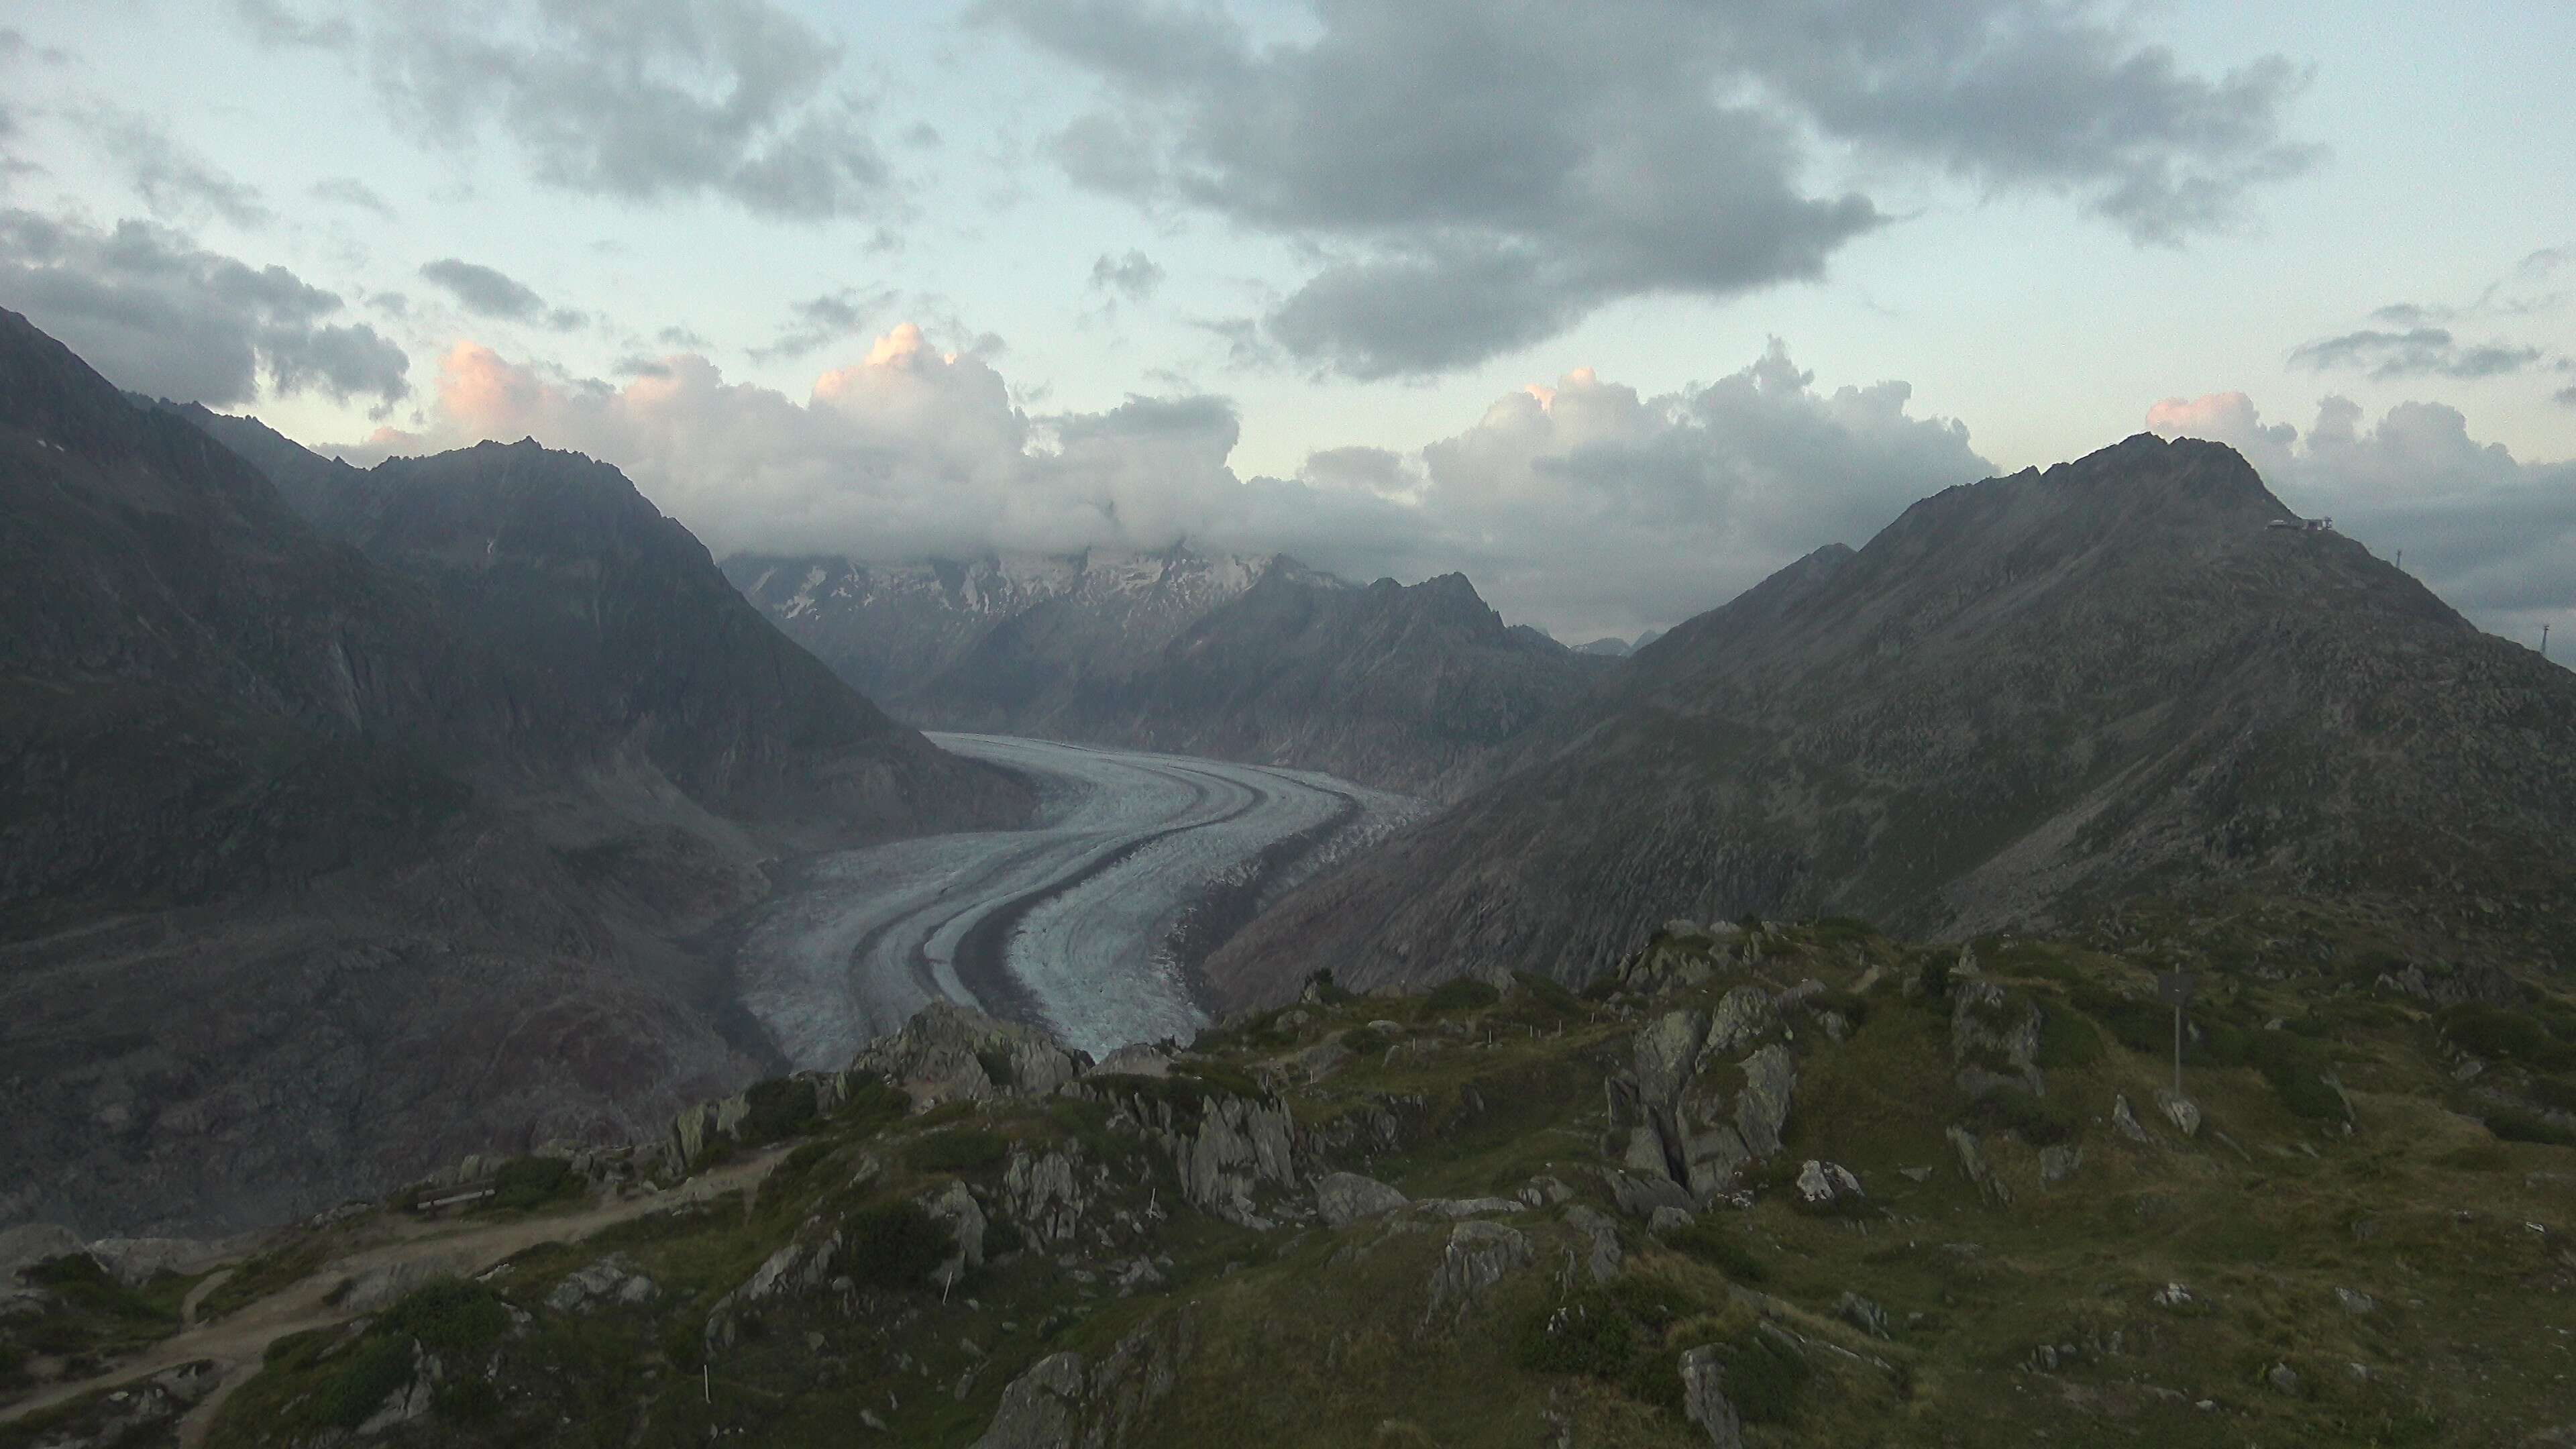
[1417,1197,1527,1220]
[1947,1126,2010,1206]
[1563,1206,1623,1284]
[2112,1093,2151,1143]
[1678,1346,1744,1449]
[1423,1221,1533,1326]
[1703,987,1774,1057]
[2155,1089,2202,1138]
[1836,1291,1893,1339]
[925,1181,989,1286]
[1004,1148,1091,1247]
[1635,1008,1711,1111]
[1733,1046,1796,1159]
[1316,1171,1409,1228]
[1950,979,2043,1084]
[851,1000,1090,1110]
[974,1311,1194,1448]
[1602,1168,1696,1220]
[2039,1144,2084,1185]
[1090,1044,1175,1078]
[1796,1159,1863,1207]
[545,1254,659,1313]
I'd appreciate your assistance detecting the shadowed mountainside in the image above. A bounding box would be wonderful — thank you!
[1208,433,2576,1008]
[727,549,1603,797]
[0,311,1026,1236]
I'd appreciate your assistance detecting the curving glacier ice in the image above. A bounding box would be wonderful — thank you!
[734,734,1421,1066]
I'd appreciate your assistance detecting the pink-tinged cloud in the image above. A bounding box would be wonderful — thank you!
[2145,390,2297,478]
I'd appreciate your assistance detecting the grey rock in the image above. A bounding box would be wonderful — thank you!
[1521,1175,1574,1207]
[1703,987,1775,1057]
[545,1254,657,1313]
[1602,1168,1696,1220]
[851,1000,1089,1110]
[1836,1291,1893,1339]
[1424,1220,1534,1326]
[1679,1345,1744,1448]
[1316,1171,1409,1228]
[1004,1149,1089,1247]
[926,1181,989,1286]
[1635,1008,1711,1110]
[1683,1126,1752,1201]
[2267,1361,2301,1396]
[2039,1144,2084,1185]
[1562,1206,1622,1284]
[1417,1196,1527,1220]
[2112,1093,2151,1143]
[1795,1159,1863,1206]
[972,1309,1194,1449]
[1733,1045,1796,1159]
[2334,1286,2375,1316]
[2155,1089,2202,1138]
[1947,1126,2010,1206]
[1648,1205,1697,1234]
[0,1223,85,1284]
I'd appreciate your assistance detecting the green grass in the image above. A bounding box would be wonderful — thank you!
[904,1128,1009,1175]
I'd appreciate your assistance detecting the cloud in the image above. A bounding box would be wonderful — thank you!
[0,209,409,406]
[2148,392,2576,646]
[312,176,394,217]
[2289,327,2546,380]
[1088,249,1164,303]
[332,0,890,220]
[984,0,2313,377]
[337,326,1986,641]
[418,256,584,330]
[754,286,894,360]
[658,324,710,348]
[80,107,272,228]
[232,0,354,48]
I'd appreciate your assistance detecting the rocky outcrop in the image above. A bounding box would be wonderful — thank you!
[1679,1346,1744,1449]
[972,1308,1196,1449]
[544,1254,659,1313]
[1316,1171,1409,1228]
[1423,1221,1534,1328]
[851,1001,1090,1110]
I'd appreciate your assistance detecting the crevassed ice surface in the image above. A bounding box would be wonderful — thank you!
[735,734,1420,1066]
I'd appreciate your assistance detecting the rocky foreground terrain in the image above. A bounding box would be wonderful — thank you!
[0,311,1028,1238]
[1210,433,2576,1008]
[5,912,2571,1446]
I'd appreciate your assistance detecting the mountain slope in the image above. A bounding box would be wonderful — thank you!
[727,549,1604,795]
[1044,568,1604,795]
[180,408,1026,849]
[0,313,1026,1236]
[1209,434,2576,1006]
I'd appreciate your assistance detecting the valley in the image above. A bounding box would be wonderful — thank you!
[732,735,1421,1068]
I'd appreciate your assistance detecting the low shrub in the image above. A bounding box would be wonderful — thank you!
[316,1336,415,1429]
[1427,977,1502,1013]
[1664,1222,1769,1284]
[905,1129,1008,1175]
[1339,1027,1389,1059]
[2033,1009,2103,1069]
[1304,969,1356,1006]
[486,1156,580,1212]
[842,1201,951,1290]
[2440,1004,2574,1070]
[1709,1330,1811,1424]
[738,1077,820,1147]
[380,1279,509,1356]
[2244,1031,2345,1120]
[1972,1085,2078,1146]
[2068,985,2167,1055]
[1511,971,1583,1019]
[2486,1108,2576,1148]
[1517,1290,1638,1377]
[2527,1077,2576,1114]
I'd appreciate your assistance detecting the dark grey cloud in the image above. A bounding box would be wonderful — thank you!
[312,176,394,217]
[417,256,584,331]
[81,108,272,228]
[985,0,2313,377]
[2556,385,2576,410]
[1088,249,1165,302]
[0,209,409,405]
[753,286,893,360]
[344,0,890,220]
[2288,327,2546,381]
[658,324,711,349]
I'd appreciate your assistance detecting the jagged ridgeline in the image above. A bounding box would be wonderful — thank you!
[9,918,2570,1446]
[1211,433,2576,1007]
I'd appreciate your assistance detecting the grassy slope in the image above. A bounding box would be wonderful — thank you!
[13,914,2573,1448]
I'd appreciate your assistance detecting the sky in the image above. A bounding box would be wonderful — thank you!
[0,1,2569,650]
